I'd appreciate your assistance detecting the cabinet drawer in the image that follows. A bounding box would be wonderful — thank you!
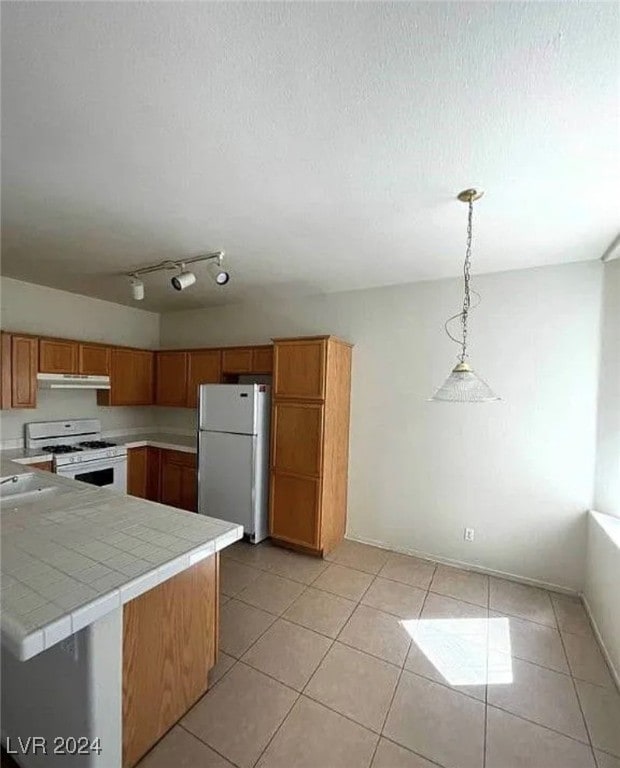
[39,339,78,374]
[222,348,253,374]
[269,472,320,549]
[271,402,323,476]
[79,344,110,375]
[274,340,326,400]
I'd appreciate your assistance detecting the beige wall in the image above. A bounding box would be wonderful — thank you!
[594,259,620,517]
[160,261,602,592]
[0,277,160,440]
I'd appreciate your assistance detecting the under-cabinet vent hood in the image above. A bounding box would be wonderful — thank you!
[37,373,111,390]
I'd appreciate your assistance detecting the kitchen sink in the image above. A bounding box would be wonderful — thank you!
[0,472,63,506]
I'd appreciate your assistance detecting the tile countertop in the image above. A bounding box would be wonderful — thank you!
[0,458,241,662]
[0,432,197,465]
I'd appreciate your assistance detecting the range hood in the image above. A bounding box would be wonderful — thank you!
[37,373,111,390]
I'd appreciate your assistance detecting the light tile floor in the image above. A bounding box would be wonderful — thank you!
[138,539,620,768]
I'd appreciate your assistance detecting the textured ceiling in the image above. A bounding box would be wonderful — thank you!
[1,2,618,311]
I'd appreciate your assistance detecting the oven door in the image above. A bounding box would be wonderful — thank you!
[56,455,127,492]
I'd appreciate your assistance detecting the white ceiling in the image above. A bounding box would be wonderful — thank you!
[1,2,618,312]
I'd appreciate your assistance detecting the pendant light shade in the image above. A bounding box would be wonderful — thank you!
[431,363,499,402]
[429,189,500,403]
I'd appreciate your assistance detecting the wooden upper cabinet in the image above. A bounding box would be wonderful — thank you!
[11,335,38,408]
[79,344,110,375]
[251,346,273,374]
[1,332,12,409]
[39,338,78,374]
[273,338,326,400]
[155,352,188,407]
[187,350,221,408]
[98,348,154,406]
[221,347,253,374]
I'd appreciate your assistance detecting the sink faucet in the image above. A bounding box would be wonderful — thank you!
[0,476,19,486]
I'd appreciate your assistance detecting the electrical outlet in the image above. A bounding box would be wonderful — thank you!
[464,527,475,542]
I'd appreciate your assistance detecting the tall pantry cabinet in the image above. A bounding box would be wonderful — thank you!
[269,336,353,556]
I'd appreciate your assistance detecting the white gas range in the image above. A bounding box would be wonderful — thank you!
[25,419,127,492]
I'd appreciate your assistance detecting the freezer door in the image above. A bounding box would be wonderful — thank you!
[198,431,257,535]
[199,384,258,435]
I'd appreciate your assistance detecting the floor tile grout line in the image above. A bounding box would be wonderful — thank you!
[178,722,245,768]
[377,735,451,768]
[550,596,600,766]
[371,577,434,765]
[249,689,301,768]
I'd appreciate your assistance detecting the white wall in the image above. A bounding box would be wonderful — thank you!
[160,261,602,591]
[584,512,620,685]
[0,277,160,441]
[594,260,620,517]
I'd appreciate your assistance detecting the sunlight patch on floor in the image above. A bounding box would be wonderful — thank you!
[401,617,513,686]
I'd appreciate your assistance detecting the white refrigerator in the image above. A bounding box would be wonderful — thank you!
[198,383,271,543]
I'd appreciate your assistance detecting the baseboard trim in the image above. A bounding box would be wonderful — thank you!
[345,533,580,596]
[581,594,620,691]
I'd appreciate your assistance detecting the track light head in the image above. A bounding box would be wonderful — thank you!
[171,266,197,291]
[129,276,144,301]
[207,257,230,286]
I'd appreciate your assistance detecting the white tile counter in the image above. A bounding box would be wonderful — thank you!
[1,460,241,661]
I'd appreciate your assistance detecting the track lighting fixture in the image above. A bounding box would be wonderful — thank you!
[129,276,144,301]
[125,251,229,301]
[171,265,197,291]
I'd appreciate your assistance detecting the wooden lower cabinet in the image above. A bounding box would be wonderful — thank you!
[270,472,320,549]
[126,447,148,498]
[29,461,53,472]
[160,450,198,512]
[122,554,218,768]
[127,446,197,512]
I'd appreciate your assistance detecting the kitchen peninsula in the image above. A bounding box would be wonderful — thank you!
[0,458,242,768]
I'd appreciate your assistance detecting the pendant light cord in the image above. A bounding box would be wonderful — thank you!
[443,197,480,361]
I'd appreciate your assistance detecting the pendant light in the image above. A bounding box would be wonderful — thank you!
[430,189,500,402]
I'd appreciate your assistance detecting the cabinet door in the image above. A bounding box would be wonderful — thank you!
[39,339,78,374]
[160,450,197,512]
[106,349,154,406]
[79,344,110,375]
[0,332,12,409]
[29,461,53,472]
[270,472,320,549]
[186,350,221,408]
[274,340,326,400]
[127,447,148,499]
[251,346,273,374]
[155,352,188,407]
[146,447,161,502]
[222,348,252,374]
[11,336,37,408]
[271,402,323,476]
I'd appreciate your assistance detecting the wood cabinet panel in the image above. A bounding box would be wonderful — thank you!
[11,336,37,408]
[155,352,188,407]
[127,447,148,499]
[160,450,197,512]
[39,339,78,374]
[78,344,110,375]
[271,402,323,476]
[222,348,253,374]
[273,339,326,400]
[146,447,161,502]
[251,346,273,374]
[122,555,217,768]
[270,473,320,548]
[29,461,53,472]
[186,349,221,408]
[0,332,12,410]
[98,348,153,406]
